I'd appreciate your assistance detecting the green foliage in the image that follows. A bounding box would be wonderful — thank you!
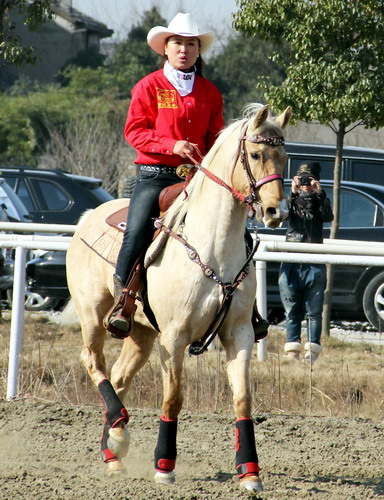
[0,86,127,165]
[205,32,285,120]
[0,0,54,66]
[233,0,384,129]
[60,7,165,100]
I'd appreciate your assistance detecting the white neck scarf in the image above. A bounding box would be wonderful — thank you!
[163,60,195,96]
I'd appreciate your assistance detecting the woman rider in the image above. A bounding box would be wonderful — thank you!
[108,12,268,339]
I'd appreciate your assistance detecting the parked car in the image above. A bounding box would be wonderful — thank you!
[0,166,115,310]
[0,166,114,224]
[253,180,384,330]
[0,178,33,305]
[26,180,384,329]
[285,142,384,186]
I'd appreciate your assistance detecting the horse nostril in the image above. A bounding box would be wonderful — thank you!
[266,207,278,218]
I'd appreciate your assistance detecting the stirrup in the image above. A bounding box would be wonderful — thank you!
[252,317,269,342]
[103,300,133,340]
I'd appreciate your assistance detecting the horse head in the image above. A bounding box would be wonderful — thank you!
[232,104,292,228]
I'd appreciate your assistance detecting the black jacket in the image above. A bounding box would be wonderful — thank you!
[285,190,334,244]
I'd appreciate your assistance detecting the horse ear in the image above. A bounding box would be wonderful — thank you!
[252,105,270,129]
[275,106,292,129]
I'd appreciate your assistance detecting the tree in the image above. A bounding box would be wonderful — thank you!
[0,0,54,66]
[60,7,166,100]
[205,32,285,120]
[234,0,384,334]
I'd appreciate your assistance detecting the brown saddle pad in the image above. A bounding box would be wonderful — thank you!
[106,182,185,232]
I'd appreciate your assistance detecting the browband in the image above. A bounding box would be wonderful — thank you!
[243,134,285,146]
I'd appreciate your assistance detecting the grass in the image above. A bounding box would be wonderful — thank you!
[0,312,383,419]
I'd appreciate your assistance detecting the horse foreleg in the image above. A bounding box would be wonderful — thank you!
[98,379,130,475]
[224,331,263,493]
[110,325,157,401]
[154,339,185,485]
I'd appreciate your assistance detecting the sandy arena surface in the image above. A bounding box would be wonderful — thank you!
[0,398,383,500]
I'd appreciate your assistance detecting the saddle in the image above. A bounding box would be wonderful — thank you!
[106,181,186,233]
[104,181,186,338]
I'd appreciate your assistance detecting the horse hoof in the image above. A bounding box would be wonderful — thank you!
[239,475,263,492]
[154,470,176,484]
[107,460,127,477]
[107,426,130,458]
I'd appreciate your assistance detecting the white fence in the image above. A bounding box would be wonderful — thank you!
[2,222,384,400]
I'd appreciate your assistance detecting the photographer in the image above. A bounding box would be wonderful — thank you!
[278,162,334,362]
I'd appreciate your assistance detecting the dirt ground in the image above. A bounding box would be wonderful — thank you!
[0,399,383,500]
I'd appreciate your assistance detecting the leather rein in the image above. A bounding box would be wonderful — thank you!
[156,126,285,355]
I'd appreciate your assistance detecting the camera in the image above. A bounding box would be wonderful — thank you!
[300,176,312,186]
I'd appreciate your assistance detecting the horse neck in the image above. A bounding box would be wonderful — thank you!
[182,162,249,266]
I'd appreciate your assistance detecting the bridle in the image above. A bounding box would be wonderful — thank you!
[183,121,285,214]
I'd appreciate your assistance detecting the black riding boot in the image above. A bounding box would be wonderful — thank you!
[252,303,269,341]
[107,274,132,335]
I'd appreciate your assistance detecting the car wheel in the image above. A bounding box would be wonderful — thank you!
[6,289,62,312]
[362,271,384,331]
[122,176,138,198]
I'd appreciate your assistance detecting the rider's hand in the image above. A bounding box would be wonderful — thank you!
[173,140,198,158]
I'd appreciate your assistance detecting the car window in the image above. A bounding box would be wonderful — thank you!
[15,178,34,212]
[322,186,383,228]
[31,179,71,211]
[349,160,384,185]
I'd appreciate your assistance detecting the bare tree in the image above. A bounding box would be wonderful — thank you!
[44,111,129,196]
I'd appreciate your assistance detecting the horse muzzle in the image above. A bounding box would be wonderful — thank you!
[255,199,288,228]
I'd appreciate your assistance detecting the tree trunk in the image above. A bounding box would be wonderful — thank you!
[321,123,345,336]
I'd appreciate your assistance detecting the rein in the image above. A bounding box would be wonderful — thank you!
[184,123,285,212]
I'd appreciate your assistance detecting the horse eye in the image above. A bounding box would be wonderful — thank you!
[251,152,260,160]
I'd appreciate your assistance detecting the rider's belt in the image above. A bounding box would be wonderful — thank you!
[140,165,177,175]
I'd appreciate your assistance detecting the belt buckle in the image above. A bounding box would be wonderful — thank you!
[176,164,193,179]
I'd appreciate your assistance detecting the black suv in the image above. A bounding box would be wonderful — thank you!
[285,142,384,186]
[0,166,114,224]
[0,178,32,301]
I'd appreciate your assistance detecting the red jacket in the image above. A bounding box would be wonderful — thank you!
[124,69,224,167]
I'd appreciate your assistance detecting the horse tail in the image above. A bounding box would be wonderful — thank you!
[77,209,94,227]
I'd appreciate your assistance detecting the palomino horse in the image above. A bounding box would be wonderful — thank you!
[66,104,291,492]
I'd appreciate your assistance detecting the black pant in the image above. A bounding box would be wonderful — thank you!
[115,169,183,284]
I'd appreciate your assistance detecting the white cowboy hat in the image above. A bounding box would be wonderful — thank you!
[147,12,215,55]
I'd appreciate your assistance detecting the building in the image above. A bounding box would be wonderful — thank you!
[0,0,113,89]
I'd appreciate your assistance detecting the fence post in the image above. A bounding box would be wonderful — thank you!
[6,246,27,400]
[256,242,268,362]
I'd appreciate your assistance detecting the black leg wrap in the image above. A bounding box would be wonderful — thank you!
[235,418,260,478]
[98,379,129,427]
[154,417,178,472]
[98,379,129,463]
